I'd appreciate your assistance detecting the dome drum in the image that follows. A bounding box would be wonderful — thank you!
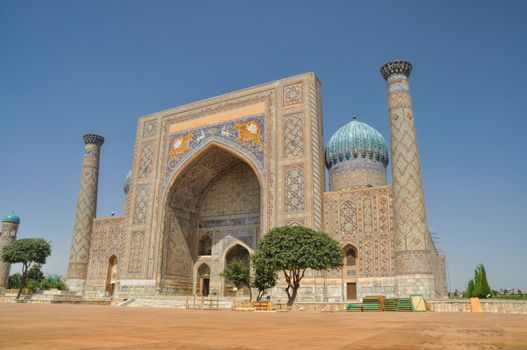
[328,161,387,191]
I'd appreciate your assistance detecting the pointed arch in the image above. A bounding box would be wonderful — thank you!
[342,244,358,266]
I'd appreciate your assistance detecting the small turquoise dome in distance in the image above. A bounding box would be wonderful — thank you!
[2,213,20,223]
[325,117,389,170]
[124,170,132,194]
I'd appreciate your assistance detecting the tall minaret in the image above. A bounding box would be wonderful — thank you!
[0,214,20,288]
[380,60,435,299]
[67,134,104,293]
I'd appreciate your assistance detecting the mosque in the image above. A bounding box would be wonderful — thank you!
[58,59,447,301]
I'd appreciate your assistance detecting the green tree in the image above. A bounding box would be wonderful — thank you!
[473,264,491,298]
[1,238,51,299]
[252,226,342,307]
[7,273,22,289]
[221,258,252,300]
[465,279,475,298]
[27,264,45,283]
[251,260,277,301]
[39,275,68,291]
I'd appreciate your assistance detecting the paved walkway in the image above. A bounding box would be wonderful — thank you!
[0,303,526,349]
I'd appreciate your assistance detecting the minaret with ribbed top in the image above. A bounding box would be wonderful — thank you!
[380,60,435,298]
[67,134,104,293]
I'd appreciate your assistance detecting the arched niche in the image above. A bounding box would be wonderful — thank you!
[159,144,261,296]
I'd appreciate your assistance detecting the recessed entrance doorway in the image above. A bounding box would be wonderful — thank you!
[346,282,357,300]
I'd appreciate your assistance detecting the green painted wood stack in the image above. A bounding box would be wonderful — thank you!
[362,296,384,311]
[346,303,363,312]
[384,298,398,311]
[397,298,412,312]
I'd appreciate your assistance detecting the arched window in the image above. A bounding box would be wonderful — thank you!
[199,235,212,256]
[345,246,357,266]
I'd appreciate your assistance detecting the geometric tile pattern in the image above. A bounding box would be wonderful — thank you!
[139,142,154,179]
[143,119,158,138]
[285,166,304,212]
[339,200,357,235]
[362,197,373,235]
[87,217,124,280]
[379,239,391,273]
[199,162,260,219]
[324,187,395,277]
[128,231,144,273]
[395,250,432,275]
[283,82,303,106]
[378,195,390,233]
[283,113,304,158]
[133,185,150,225]
[362,240,374,273]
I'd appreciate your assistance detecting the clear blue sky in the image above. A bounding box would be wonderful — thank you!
[1,0,526,291]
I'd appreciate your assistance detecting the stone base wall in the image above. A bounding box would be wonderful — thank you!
[107,275,437,301]
[66,278,86,295]
[269,279,343,303]
[357,277,396,299]
[395,274,435,299]
[428,299,527,314]
[84,281,107,298]
[115,279,157,298]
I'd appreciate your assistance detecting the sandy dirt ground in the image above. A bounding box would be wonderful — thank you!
[0,304,526,350]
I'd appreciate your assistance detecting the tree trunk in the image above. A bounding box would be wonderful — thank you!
[287,286,298,307]
[17,264,28,300]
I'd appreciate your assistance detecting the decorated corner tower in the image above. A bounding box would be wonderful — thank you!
[381,60,436,298]
[67,134,105,293]
[0,214,20,288]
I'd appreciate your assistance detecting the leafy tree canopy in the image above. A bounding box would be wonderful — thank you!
[252,226,342,306]
[1,238,51,299]
[1,238,51,266]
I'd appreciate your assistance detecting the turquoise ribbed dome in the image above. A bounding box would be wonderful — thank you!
[325,117,389,169]
[124,170,132,194]
[2,213,20,223]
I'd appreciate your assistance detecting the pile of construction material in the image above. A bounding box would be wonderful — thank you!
[346,295,429,312]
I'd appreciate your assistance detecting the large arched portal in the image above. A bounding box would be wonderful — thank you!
[161,145,261,296]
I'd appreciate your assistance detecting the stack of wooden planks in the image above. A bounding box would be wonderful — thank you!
[383,298,398,311]
[362,296,385,311]
[397,298,412,312]
[346,303,363,312]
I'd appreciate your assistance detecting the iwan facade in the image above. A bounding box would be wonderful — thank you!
[66,60,447,302]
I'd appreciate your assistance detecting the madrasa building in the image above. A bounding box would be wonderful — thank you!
[65,60,448,302]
